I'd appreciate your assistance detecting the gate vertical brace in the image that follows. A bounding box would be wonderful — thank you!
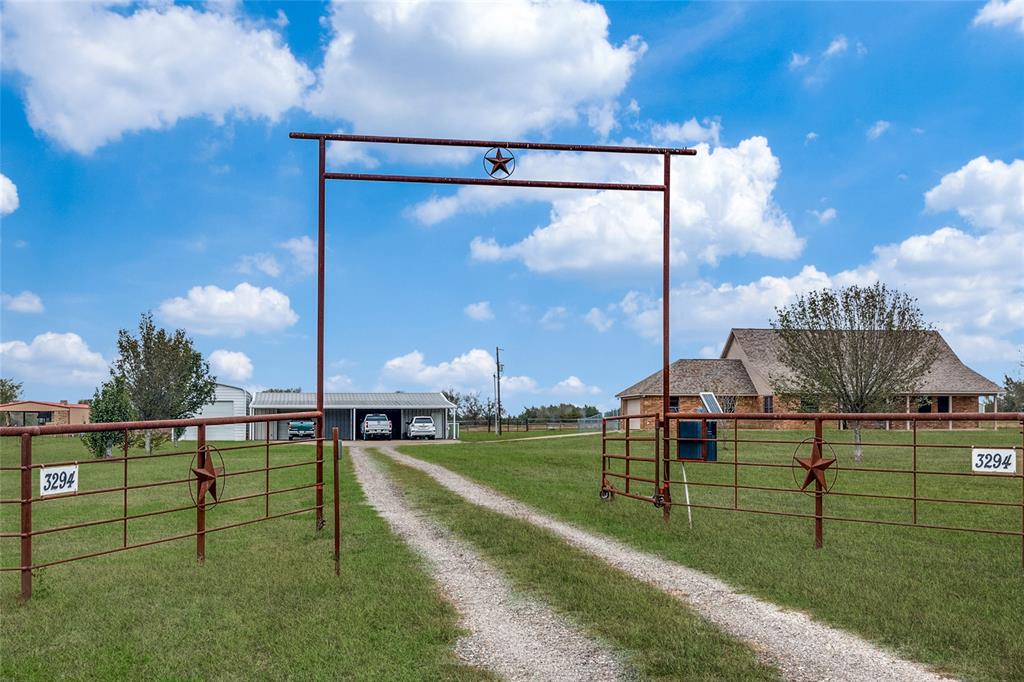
[196,424,206,563]
[813,418,824,549]
[20,433,32,601]
[315,137,326,531]
[333,426,341,576]
[661,152,672,520]
[122,430,129,546]
[1019,418,1023,569]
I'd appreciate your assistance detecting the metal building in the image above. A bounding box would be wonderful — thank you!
[249,392,457,441]
[180,383,253,441]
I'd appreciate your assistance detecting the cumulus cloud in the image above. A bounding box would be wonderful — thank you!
[158,282,298,336]
[0,332,108,385]
[1,291,44,313]
[1,3,312,154]
[464,301,494,321]
[866,120,890,140]
[584,307,614,332]
[651,117,722,146]
[973,0,1024,33]
[209,349,253,382]
[326,374,356,391]
[456,136,801,274]
[0,174,19,216]
[279,236,316,274]
[553,375,602,396]
[788,52,810,70]
[236,253,282,277]
[306,0,645,160]
[540,306,569,330]
[823,35,849,58]
[808,207,837,224]
[805,132,818,144]
[381,348,535,395]
[924,156,1024,231]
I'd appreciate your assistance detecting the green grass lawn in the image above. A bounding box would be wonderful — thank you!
[399,427,1024,682]
[1,436,492,681]
[458,429,591,442]
[373,449,781,681]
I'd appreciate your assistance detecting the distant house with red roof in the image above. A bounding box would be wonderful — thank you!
[0,400,91,427]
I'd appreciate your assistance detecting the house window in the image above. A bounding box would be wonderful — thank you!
[668,396,679,413]
[936,396,951,413]
[917,398,932,413]
[763,396,774,414]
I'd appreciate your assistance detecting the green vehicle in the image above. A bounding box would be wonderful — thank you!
[287,420,315,440]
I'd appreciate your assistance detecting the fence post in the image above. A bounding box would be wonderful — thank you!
[333,426,341,576]
[814,418,824,549]
[912,420,918,525]
[316,416,325,531]
[196,424,206,564]
[123,430,129,547]
[265,425,270,518]
[20,433,32,601]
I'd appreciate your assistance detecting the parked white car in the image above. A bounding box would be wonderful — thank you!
[361,414,392,440]
[407,416,436,440]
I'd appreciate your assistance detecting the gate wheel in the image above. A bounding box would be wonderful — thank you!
[599,489,612,501]
[653,494,665,508]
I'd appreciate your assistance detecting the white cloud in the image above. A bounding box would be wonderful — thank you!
[924,156,1024,231]
[381,348,535,395]
[540,306,568,330]
[584,307,614,332]
[855,41,868,57]
[236,253,282,277]
[0,174,19,216]
[651,117,722,146]
[457,136,801,274]
[808,207,837,224]
[0,332,107,385]
[973,0,1024,33]
[158,282,298,336]
[502,375,539,393]
[326,374,356,391]
[1,291,44,313]
[306,0,645,158]
[1,2,313,154]
[823,35,849,58]
[209,349,253,382]
[867,120,891,140]
[273,8,289,28]
[788,52,810,70]
[464,301,494,321]
[805,132,818,144]
[553,375,601,396]
[279,236,316,274]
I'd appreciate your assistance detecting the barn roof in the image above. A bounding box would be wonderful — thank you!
[616,359,758,398]
[722,328,1001,395]
[251,391,456,410]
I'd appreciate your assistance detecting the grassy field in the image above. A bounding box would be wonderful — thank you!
[0,437,491,681]
[373,448,780,681]
[399,427,1024,682]
[457,429,590,442]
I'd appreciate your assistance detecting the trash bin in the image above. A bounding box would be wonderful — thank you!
[677,419,717,461]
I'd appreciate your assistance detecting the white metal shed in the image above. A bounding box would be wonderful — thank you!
[179,383,252,441]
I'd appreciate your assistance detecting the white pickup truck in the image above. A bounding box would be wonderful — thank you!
[360,413,392,440]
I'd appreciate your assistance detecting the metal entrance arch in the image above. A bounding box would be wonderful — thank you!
[290,132,696,514]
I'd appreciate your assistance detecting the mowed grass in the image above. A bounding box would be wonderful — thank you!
[458,429,589,442]
[372,449,780,682]
[400,427,1024,682]
[0,437,492,681]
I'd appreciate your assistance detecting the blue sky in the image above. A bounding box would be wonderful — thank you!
[1,0,1022,412]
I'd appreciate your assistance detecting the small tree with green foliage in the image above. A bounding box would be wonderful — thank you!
[0,378,23,425]
[82,377,137,458]
[112,313,216,453]
[770,283,937,462]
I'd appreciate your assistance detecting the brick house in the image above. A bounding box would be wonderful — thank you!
[618,328,1001,429]
[0,400,91,427]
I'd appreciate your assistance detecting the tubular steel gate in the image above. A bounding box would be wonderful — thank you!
[601,411,1024,566]
[1,414,343,600]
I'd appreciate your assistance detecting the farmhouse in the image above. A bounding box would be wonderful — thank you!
[618,328,1001,428]
[179,383,252,441]
[0,400,91,427]
[249,391,457,440]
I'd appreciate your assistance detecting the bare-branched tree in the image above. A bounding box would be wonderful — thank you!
[770,283,937,461]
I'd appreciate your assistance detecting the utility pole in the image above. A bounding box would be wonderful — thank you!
[495,346,503,436]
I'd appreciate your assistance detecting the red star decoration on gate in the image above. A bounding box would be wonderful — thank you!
[795,450,836,491]
[485,149,514,178]
[192,453,220,504]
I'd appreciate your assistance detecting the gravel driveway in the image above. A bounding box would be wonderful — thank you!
[379,446,954,682]
[350,446,631,681]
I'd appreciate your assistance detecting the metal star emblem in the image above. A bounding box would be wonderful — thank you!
[484,147,515,178]
[795,451,836,491]
[192,453,220,504]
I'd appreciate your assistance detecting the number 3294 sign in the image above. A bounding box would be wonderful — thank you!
[971,448,1018,474]
[39,464,79,496]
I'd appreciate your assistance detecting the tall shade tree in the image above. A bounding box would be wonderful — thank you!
[112,313,216,453]
[82,377,136,458]
[770,283,938,461]
[0,378,23,424]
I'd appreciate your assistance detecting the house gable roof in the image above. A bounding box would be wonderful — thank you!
[616,359,758,398]
[722,328,1001,395]
[251,391,456,410]
[0,400,91,410]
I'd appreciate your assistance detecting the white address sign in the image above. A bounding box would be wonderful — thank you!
[39,464,79,496]
[970,448,1017,474]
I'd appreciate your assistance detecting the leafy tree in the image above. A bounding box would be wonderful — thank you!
[264,387,302,392]
[520,403,600,420]
[996,375,1024,412]
[81,377,136,458]
[112,313,216,453]
[0,378,23,425]
[770,283,937,462]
